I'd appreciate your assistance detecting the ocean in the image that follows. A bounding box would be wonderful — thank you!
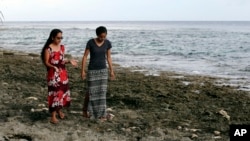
[0,21,250,90]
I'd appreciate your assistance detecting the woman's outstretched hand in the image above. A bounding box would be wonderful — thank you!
[70,59,78,67]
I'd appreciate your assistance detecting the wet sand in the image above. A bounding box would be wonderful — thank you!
[0,49,250,141]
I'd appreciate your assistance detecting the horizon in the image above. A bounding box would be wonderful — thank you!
[2,20,250,22]
[1,0,250,21]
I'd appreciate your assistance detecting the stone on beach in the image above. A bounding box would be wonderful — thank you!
[218,109,230,121]
[191,134,198,138]
[189,128,201,132]
[2,82,9,86]
[107,113,115,120]
[1,49,250,140]
[70,111,82,114]
[213,136,222,139]
[38,104,46,107]
[106,108,114,113]
[31,108,48,112]
[177,126,182,130]
[26,97,38,101]
[214,131,221,135]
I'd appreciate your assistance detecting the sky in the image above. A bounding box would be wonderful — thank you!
[0,0,250,21]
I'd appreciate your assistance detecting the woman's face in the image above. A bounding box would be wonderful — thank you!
[53,32,63,44]
[97,33,107,42]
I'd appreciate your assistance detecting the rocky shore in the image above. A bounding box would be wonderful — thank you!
[0,49,249,141]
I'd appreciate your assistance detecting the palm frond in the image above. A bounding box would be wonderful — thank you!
[0,11,4,23]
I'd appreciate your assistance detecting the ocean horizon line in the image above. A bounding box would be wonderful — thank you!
[2,20,250,23]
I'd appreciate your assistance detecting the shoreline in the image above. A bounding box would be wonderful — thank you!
[1,47,249,92]
[1,49,250,140]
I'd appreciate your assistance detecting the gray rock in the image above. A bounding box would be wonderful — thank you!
[214,131,221,135]
[16,139,29,141]
[71,132,79,141]
[150,128,165,137]
[2,82,9,86]
[181,137,192,141]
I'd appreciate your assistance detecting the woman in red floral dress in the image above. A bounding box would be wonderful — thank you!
[41,29,78,124]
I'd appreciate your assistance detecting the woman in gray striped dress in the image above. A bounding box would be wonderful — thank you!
[81,26,115,121]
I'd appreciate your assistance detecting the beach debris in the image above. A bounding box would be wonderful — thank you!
[126,128,132,133]
[16,87,21,90]
[191,134,198,139]
[2,82,9,86]
[177,126,182,130]
[182,127,201,132]
[170,75,185,79]
[107,113,115,120]
[212,136,222,139]
[70,111,82,114]
[214,131,221,135]
[107,129,112,132]
[182,81,191,86]
[184,127,190,132]
[35,109,43,112]
[26,97,38,100]
[106,108,113,113]
[130,126,139,130]
[190,128,201,132]
[31,108,48,112]
[218,109,230,121]
[193,90,200,94]
[121,128,131,133]
[38,104,46,107]
[42,108,48,111]
[121,128,126,131]
[145,72,160,76]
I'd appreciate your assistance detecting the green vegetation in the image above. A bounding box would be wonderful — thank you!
[0,10,4,22]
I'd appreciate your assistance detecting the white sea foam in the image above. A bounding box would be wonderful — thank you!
[0,21,249,89]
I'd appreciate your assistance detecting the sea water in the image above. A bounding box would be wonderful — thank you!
[0,21,249,90]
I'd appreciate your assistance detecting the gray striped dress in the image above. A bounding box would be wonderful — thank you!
[87,69,108,118]
[85,39,112,119]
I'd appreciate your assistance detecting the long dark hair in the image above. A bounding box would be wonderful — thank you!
[41,29,62,64]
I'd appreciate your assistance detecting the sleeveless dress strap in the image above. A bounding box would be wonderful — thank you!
[61,45,65,53]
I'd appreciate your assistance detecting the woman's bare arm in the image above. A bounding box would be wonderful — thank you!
[44,49,58,71]
[106,49,115,80]
[81,48,90,80]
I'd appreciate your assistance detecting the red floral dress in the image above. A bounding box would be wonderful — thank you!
[47,45,71,112]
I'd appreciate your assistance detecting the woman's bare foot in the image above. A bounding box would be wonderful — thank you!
[50,118,59,124]
[83,110,90,118]
[99,117,107,122]
[58,110,65,119]
[50,111,59,124]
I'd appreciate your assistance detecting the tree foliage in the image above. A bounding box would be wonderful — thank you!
[0,11,4,23]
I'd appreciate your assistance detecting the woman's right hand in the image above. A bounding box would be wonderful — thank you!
[81,71,86,80]
[54,66,59,72]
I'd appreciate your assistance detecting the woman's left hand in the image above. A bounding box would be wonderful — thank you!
[70,59,78,67]
[110,71,115,80]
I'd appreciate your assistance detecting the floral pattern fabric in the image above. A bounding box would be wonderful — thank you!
[46,45,71,112]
